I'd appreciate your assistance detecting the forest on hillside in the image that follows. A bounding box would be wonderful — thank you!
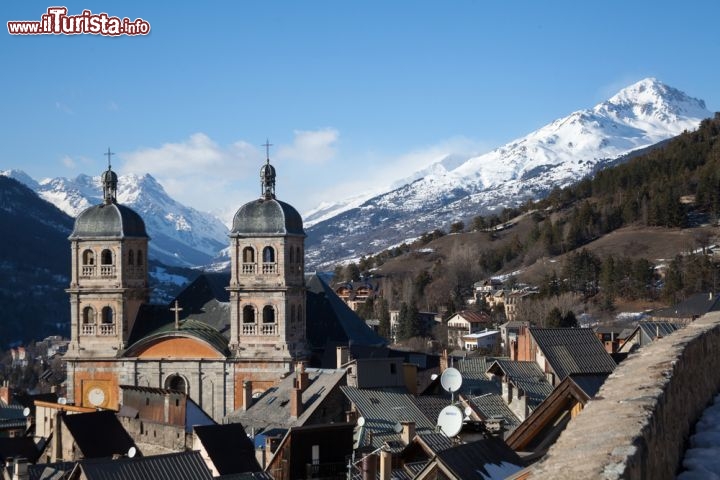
[334,113,720,342]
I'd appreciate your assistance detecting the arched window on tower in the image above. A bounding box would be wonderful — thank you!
[242,247,256,274]
[242,305,256,334]
[289,247,294,265]
[101,249,113,265]
[296,246,302,272]
[101,307,113,324]
[262,247,276,274]
[137,250,144,266]
[82,250,95,265]
[128,250,134,265]
[290,305,296,324]
[81,306,95,335]
[262,306,276,335]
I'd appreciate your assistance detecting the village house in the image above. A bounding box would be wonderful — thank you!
[446,311,492,348]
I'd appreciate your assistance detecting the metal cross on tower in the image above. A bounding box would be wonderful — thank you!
[104,147,115,169]
[170,300,183,330]
[261,139,273,161]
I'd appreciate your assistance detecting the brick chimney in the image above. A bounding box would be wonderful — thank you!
[440,349,448,372]
[379,450,392,480]
[242,381,253,411]
[295,362,310,392]
[361,453,378,480]
[400,421,415,445]
[290,386,303,418]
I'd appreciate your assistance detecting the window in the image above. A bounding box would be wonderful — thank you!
[128,250,134,265]
[263,305,275,324]
[137,250,143,266]
[312,445,320,465]
[243,305,256,323]
[101,306,113,324]
[290,305,296,323]
[262,246,275,263]
[390,363,397,374]
[289,248,294,264]
[165,374,187,394]
[82,306,94,324]
[101,249,113,265]
[296,247,302,265]
[82,250,95,265]
[243,247,255,263]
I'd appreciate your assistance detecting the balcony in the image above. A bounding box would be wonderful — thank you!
[80,265,96,277]
[262,263,277,274]
[241,263,257,274]
[99,323,116,336]
[241,323,278,336]
[100,265,116,277]
[80,324,95,336]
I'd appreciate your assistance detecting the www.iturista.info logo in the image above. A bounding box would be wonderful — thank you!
[7,7,150,36]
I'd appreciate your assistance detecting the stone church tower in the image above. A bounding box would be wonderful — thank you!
[228,151,308,382]
[65,162,150,408]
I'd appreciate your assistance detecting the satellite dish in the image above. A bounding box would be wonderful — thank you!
[22,407,30,417]
[440,368,463,393]
[464,406,472,417]
[437,405,463,438]
[357,416,365,427]
[58,397,67,405]
[393,422,403,434]
[127,446,137,458]
[430,373,438,381]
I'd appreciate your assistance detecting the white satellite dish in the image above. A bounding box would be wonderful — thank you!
[357,416,365,427]
[430,373,438,381]
[393,422,403,434]
[440,368,463,393]
[22,407,30,417]
[464,406,472,417]
[127,446,137,458]
[58,397,67,405]
[437,405,463,438]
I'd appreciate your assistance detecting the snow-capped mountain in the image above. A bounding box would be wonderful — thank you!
[304,78,712,269]
[2,170,229,267]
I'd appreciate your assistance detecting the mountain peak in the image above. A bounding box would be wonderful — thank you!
[599,78,707,122]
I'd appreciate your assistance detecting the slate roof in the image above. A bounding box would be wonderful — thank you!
[173,273,231,334]
[194,423,261,475]
[528,328,617,381]
[0,402,26,430]
[415,432,454,453]
[450,311,491,324]
[428,437,524,480]
[28,461,75,480]
[568,374,609,398]
[0,436,42,463]
[456,356,502,396]
[225,368,346,430]
[411,395,452,425]
[77,451,213,480]
[637,321,682,340]
[70,202,147,239]
[230,197,304,236]
[464,394,521,431]
[340,386,435,450]
[61,410,137,459]
[652,292,720,319]
[305,275,387,361]
[487,359,553,408]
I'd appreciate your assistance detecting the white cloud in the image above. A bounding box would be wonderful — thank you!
[276,128,339,164]
[61,155,77,168]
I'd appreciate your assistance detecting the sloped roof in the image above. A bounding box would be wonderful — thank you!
[0,436,41,463]
[567,374,609,398]
[528,328,616,380]
[305,274,386,352]
[61,410,136,459]
[0,402,26,430]
[173,273,231,334]
[652,292,720,318]
[77,451,213,480]
[231,197,305,236]
[226,368,346,430]
[28,461,75,480]
[638,321,682,340]
[340,386,435,450]
[427,437,524,480]
[450,311,491,324]
[487,359,553,408]
[464,394,521,431]
[456,356,502,396]
[124,317,230,357]
[194,423,260,475]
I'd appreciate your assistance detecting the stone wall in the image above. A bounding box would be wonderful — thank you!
[528,312,720,479]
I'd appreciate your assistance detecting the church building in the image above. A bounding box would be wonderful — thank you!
[63,150,384,421]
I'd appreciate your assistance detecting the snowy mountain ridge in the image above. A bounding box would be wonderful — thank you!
[303,78,712,269]
[1,170,229,267]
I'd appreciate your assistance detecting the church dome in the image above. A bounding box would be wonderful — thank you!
[70,203,148,239]
[231,198,304,236]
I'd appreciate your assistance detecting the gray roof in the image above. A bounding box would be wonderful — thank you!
[465,393,521,430]
[70,202,147,239]
[637,321,682,340]
[193,423,260,475]
[226,368,346,430]
[124,318,230,357]
[652,292,720,318]
[340,386,435,450]
[230,198,304,236]
[432,437,524,480]
[416,432,454,453]
[568,374,609,398]
[487,359,553,408]
[528,328,617,381]
[78,451,213,480]
[456,357,502,396]
[0,402,26,430]
[62,410,136,459]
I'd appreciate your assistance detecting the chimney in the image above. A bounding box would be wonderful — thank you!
[295,362,310,392]
[290,387,303,418]
[336,346,350,368]
[402,363,417,395]
[440,349,448,372]
[242,381,253,411]
[400,421,415,445]
[265,435,280,460]
[12,457,28,480]
[0,381,10,405]
[361,453,378,480]
[379,450,392,480]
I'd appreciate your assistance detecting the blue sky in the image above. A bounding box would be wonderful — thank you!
[1,1,718,217]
